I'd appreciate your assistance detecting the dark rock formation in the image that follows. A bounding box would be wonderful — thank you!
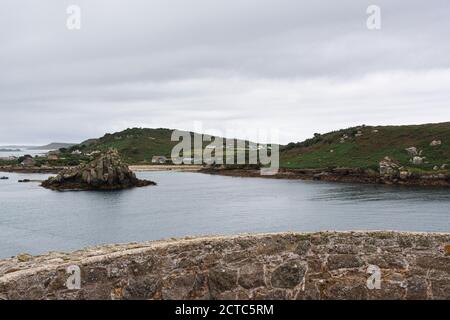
[41,149,155,191]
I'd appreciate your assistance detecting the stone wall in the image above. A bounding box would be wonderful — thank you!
[0,231,449,300]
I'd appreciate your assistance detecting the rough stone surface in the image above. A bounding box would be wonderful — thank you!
[41,149,155,190]
[379,157,400,177]
[412,156,424,165]
[0,231,449,300]
[430,140,442,147]
[405,147,418,157]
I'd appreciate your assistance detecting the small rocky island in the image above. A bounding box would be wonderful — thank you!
[41,149,155,191]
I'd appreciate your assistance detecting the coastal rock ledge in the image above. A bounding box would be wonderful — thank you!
[41,149,155,191]
[0,231,449,300]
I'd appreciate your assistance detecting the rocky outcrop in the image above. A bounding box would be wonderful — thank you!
[0,231,449,300]
[379,157,400,177]
[41,149,155,191]
[430,140,442,147]
[412,156,425,165]
[405,147,418,157]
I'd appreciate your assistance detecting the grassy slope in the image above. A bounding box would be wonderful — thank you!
[68,128,180,164]
[280,122,450,171]
[60,122,449,171]
[67,128,251,164]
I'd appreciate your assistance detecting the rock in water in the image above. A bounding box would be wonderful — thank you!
[41,149,155,191]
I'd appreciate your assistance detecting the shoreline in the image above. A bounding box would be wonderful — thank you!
[2,165,449,187]
[0,166,64,174]
[129,164,202,172]
[199,167,450,187]
[0,164,203,174]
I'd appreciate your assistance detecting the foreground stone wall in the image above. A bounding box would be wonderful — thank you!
[0,231,449,300]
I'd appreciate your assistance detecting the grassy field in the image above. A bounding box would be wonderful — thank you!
[280,122,450,171]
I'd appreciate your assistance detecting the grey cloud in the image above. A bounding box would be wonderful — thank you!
[0,0,449,144]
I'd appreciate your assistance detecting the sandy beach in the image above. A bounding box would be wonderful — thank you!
[129,165,203,172]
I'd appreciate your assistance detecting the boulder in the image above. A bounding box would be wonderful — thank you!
[430,140,442,146]
[41,149,155,191]
[405,147,418,157]
[17,253,32,262]
[399,171,410,180]
[379,157,400,177]
[412,156,424,165]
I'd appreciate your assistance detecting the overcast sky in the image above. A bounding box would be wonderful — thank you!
[1,0,449,144]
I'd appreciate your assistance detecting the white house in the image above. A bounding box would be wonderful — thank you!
[152,156,168,164]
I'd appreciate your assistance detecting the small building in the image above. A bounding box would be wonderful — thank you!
[21,157,35,167]
[47,151,60,160]
[71,150,82,155]
[152,156,168,164]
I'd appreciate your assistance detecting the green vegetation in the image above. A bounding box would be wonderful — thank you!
[61,128,259,165]
[65,128,177,164]
[280,122,450,171]
[0,159,16,166]
[52,122,449,172]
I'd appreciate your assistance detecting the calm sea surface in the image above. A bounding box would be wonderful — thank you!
[0,149,50,158]
[0,171,449,258]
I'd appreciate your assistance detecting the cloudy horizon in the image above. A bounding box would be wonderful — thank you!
[1,0,449,145]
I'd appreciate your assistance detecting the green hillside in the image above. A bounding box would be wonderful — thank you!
[280,122,450,172]
[60,122,449,172]
[65,128,254,164]
[65,128,182,164]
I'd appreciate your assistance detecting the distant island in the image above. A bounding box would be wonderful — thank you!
[28,142,76,150]
[1,122,449,186]
[0,148,21,152]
